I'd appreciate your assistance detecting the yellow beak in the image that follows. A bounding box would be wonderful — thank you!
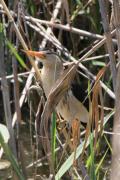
[22,50,46,59]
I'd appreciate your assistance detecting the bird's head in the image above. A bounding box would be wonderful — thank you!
[23,50,62,68]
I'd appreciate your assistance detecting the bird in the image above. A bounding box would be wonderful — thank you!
[24,50,89,125]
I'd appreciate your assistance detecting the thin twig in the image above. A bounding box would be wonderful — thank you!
[0,9,113,42]
[26,16,115,99]
[40,0,62,49]
[25,16,117,43]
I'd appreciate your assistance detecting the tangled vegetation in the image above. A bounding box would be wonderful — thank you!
[0,0,120,180]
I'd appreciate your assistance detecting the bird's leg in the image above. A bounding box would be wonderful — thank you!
[57,117,73,151]
[57,114,80,163]
[61,125,74,150]
[71,119,80,166]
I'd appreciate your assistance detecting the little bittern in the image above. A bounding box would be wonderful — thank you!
[25,50,89,124]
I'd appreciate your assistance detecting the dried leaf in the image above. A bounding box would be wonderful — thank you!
[92,65,107,149]
[72,119,80,166]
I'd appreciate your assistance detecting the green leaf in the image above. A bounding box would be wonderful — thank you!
[89,133,96,180]
[0,132,25,180]
[55,138,87,180]
[95,148,109,175]
[0,124,10,145]
[0,23,4,43]
[104,135,112,153]
[51,112,56,165]
[92,61,106,67]
[6,40,29,70]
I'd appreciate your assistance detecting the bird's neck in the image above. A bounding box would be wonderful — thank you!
[41,64,63,97]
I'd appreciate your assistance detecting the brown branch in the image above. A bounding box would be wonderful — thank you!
[98,0,117,91]
[25,16,117,42]
[111,0,120,179]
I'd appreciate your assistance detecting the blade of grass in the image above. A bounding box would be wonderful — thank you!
[0,132,25,180]
[95,148,109,175]
[89,133,96,180]
[92,61,106,67]
[51,112,56,165]
[6,40,29,70]
[104,135,112,153]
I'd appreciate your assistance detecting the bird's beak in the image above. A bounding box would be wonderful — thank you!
[22,50,46,59]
